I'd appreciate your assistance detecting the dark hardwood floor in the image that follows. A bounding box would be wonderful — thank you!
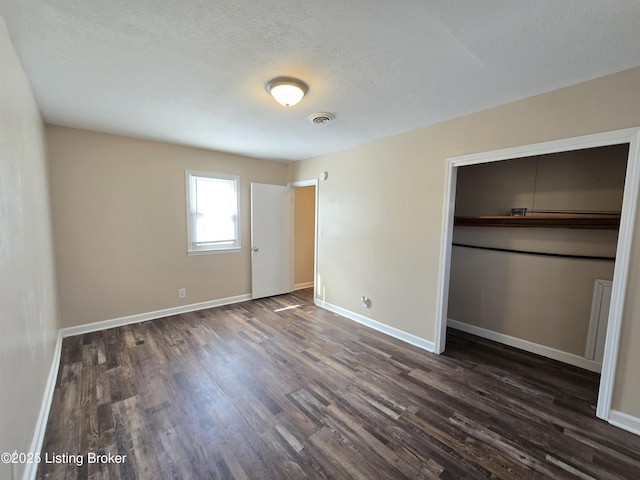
[38,289,640,479]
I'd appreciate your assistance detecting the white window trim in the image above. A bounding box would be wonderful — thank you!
[185,170,241,255]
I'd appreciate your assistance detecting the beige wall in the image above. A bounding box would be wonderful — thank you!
[290,66,640,419]
[47,126,289,327]
[293,185,315,287]
[615,200,640,417]
[0,17,59,479]
[449,248,614,355]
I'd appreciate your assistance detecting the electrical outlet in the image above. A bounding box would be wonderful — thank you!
[178,288,186,298]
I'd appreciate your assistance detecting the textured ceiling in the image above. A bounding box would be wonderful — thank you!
[1,1,640,162]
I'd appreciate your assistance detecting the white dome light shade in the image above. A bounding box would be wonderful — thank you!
[266,77,308,107]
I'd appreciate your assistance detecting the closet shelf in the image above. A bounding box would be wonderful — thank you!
[454,215,620,230]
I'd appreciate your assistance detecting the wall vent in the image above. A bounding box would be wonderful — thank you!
[585,279,612,362]
[309,112,335,125]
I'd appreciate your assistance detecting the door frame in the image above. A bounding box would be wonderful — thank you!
[434,127,640,422]
[290,179,319,301]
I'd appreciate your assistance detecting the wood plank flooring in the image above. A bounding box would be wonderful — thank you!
[38,289,640,479]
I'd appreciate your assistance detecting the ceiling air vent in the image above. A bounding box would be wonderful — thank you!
[309,112,335,125]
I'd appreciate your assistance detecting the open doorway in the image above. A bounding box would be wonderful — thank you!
[435,127,640,423]
[291,180,318,299]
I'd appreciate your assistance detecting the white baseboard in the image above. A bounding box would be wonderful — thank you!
[316,300,435,352]
[609,410,640,436]
[293,282,314,291]
[60,294,252,338]
[448,319,602,373]
[23,331,63,480]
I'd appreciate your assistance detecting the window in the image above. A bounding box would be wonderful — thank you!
[186,170,240,254]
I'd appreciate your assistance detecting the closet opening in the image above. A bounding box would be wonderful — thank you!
[448,143,627,373]
[434,128,640,422]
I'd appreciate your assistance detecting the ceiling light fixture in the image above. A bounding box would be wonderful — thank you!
[266,77,308,107]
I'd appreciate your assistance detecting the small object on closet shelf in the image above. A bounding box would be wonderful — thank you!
[508,208,527,216]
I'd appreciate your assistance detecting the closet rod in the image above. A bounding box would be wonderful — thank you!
[452,243,615,261]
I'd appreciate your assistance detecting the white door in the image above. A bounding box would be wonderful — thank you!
[251,183,292,299]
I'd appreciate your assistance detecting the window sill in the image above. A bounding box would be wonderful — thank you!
[187,248,242,256]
